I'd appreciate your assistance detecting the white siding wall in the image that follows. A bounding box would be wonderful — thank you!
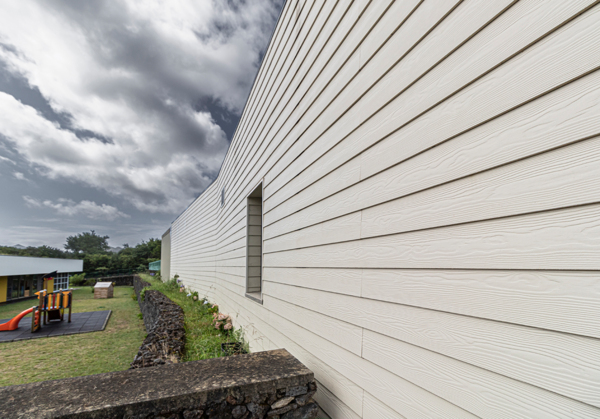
[170,1,600,417]
[161,228,171,281]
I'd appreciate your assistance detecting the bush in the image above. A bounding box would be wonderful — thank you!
[163,276,179,292]
[69,273,86,286]
[139,273,248,361]
[140,287,150,301]
[212,312,233,333]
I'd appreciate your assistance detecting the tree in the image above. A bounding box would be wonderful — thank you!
[0,244,74,259]
[27,245,71,259]
[65,230,109,255]
[83,253,112,273]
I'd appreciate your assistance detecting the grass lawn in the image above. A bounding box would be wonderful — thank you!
[0,286,145,387]
[138,273,246,361]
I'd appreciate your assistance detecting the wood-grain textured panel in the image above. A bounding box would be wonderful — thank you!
[265,0,597,230]
[265,281,600,407]
[263,294,363,356]
[363,330,597,418]
[361,268,600,338]
[167,2,600,417]
[263,267,362,297]
[313,382,361,419]
[263,212,361,253]
[361,135,600,237]
[265,70,600,237]
[265,204,600,271]
[363,392,407,419]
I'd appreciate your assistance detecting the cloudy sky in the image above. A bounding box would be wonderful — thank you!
[0,0,283,249]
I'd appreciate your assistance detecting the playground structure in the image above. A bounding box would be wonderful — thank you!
[0,289,73,333]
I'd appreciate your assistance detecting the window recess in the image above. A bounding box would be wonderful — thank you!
[245,183,263,303]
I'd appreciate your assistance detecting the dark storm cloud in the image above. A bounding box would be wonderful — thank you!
[0,61,114,143]
[0,60,71,128]
[0,0,283,214]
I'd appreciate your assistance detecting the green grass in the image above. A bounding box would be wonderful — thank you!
[139,273,246,361]
[0,286,145,387]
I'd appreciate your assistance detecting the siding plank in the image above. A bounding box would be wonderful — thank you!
[363,392,407,419]
[263,294,363,356]
[263,267,362,297]
[361,269,600,338]
[263,212,361,253]
[265,281,600,408]
[361,135,600,237]
[264,70,600,236]
[364,330,597,418]
[265,205,600,271]
[313,381,362,419]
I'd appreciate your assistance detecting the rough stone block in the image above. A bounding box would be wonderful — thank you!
[295,391,316,406]
[271,396,295,410]
[232,405,248,418]
[268,403,296,417]
[0,349,317,419]
[286,386,308,397]
[281,402,319,419]
[183,409,204,419]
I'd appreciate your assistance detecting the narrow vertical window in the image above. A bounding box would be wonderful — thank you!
[221,187,225,207]
[246,183,262,302]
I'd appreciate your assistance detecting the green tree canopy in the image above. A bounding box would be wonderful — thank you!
[65,230,109,255]
[0,245,75,259]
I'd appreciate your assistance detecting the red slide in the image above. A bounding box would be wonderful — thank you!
[0,307,34,331]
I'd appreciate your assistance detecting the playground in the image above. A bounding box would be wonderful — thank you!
[0,309,111,343]
[0,285,87,341]
[0,286,145,387]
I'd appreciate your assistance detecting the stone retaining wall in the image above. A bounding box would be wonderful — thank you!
[0,349,319,419]
[131,275,185,368]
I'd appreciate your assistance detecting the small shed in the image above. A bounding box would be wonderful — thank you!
[94,282,114,299]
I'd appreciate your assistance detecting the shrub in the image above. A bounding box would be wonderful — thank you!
[212,312,233,333]
[140,287,150,301]
[69,273,86,286]
[84,279,97,287]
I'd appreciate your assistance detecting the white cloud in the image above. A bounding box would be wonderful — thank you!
[1,92,223,212]
[0,0,281,213]
[13,171,27,181]
[24,195,129,221]
[0,155,15,164]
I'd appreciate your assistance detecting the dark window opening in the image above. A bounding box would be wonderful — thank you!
[246,183,263,301]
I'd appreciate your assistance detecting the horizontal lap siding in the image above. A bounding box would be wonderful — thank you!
[169,1,600,417]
